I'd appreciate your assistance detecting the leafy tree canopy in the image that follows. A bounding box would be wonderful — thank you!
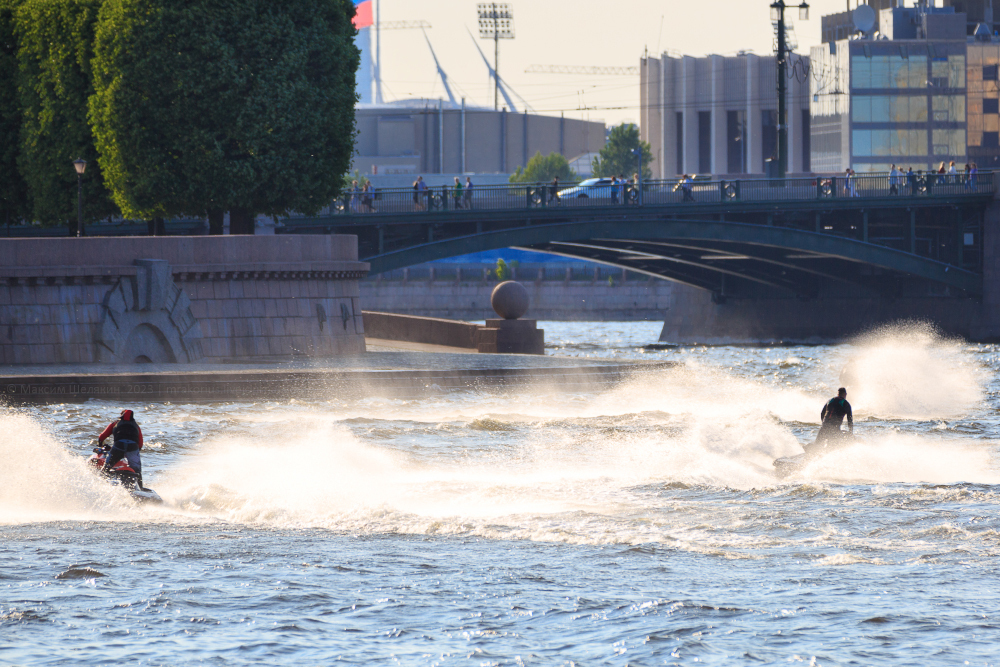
[510,151,576,184]
[15,0,116,226]
[591,123,653,180]
[90,0,360,228]
[0,0,27,222]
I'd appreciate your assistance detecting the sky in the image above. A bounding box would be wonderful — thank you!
[370,0,865,128]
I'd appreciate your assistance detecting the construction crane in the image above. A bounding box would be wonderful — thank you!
[525,65,639,75]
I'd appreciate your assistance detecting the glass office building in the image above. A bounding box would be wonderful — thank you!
[967,42,1000,170]
[811,38,968,173]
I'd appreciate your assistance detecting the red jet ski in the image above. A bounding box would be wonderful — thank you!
[86,446,163,504]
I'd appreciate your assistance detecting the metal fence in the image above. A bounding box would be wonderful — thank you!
[286,171,995,220]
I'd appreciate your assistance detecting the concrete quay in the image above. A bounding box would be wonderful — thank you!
[0,353,675,405]
[0,236,368,365]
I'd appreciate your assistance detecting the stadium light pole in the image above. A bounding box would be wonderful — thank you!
[477,3,514,110]
[770,1,808,179]
[73,158,87,237]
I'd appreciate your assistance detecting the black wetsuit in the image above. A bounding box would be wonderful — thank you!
[813,396,853,449]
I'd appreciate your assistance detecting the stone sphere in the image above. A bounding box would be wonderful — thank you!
[491,280,529,319]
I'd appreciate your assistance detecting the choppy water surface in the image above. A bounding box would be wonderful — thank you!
[4,322,1000,665]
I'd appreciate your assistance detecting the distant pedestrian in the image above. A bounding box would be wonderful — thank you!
[618,174,627,205]
[680,174,695,202]
[970,163,979,189]
[889,164,899,195]
[963,163,972,190]
[350,180,360,212]
[464,177,474,208]
[418,175,430,210]
[412,179,422,211]
[610,176,618,204]
[453,176,464,209]
[362,182,376,212]
[948,160,957,185]
[907,167,917,196]
[549,176,560,204]
[845,169,858,197]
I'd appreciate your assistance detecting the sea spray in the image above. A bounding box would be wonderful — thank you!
[840,321,984,419]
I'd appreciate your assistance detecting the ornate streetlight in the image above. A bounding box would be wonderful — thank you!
[73,158,87,237]
[770,1,809,179]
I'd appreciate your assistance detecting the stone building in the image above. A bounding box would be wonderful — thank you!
[639,52,812,178]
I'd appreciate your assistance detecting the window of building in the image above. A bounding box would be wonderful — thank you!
[698,111,711,174]
[985,132,1000,147]
[985,98,999,114]
[932,129,966,156]
[984,64,998,81]
[852,95,928,123]
[853,129,928,157]
[853,55,929,90]
[932,96,966,122]
[675,112,683,175]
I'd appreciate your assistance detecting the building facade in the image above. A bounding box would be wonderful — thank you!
[810,2,978,174]
[639,52,811,179]
[352,103,606,177]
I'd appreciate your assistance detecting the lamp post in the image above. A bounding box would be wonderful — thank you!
[770,0,809,179]
[73,158,86,237]
[631,147,643,205]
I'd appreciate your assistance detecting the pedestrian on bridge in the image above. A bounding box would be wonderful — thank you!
[611,176,619,205]
[907,167,917,196]
[549,177,560,205]
[889,165,900,195]
[453,177,464,209]
[465,177,474,208]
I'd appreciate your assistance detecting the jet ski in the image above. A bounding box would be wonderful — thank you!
[773,431,856,478]
[86,446,163,504]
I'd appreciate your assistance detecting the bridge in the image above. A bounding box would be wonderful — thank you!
[278,173,997,300]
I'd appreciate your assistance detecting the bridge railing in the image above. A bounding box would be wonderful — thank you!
[288,171,994,219]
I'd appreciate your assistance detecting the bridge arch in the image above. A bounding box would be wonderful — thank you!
[366,219,981,296]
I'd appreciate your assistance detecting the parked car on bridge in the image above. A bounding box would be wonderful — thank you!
[559,178,632,202]
[557,178,619,200]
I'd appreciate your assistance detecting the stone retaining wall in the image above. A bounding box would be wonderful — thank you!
[359,277,678,321]
[0,237,368,364]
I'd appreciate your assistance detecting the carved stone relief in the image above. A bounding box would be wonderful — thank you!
[97,260,204,364]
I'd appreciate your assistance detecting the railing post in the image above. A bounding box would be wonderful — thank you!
[442,186,448,210]
[540,185,547,208]
[719,180,726,203]
[526,187,533,209]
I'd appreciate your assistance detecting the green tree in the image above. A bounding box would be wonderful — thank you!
[15,0,117,227]
[0,0,28,224]
[509,151,576,184]
[90,0,360,234]
[591,123,653,180]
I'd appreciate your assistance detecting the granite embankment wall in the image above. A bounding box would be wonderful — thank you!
[360,265,679,321]
[0,237,368,364]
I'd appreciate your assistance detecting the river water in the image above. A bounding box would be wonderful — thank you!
[3,321,1000,665]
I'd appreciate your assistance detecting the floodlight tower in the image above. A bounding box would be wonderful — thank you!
[477,3,514,110]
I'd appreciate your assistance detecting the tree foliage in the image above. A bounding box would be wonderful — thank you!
[89,0,360,233]
[591,123,654,180]
[0,0,28,223]
[15,0,116,226]
[510,151,576,184]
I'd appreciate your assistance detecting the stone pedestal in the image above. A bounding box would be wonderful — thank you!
[476,319,545,355]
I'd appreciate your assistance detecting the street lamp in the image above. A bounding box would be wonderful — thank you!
[769,1,809,179]
[631,148,643,205]
[73,158,86,237]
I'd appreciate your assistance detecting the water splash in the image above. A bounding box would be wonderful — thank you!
[840,322,984,419]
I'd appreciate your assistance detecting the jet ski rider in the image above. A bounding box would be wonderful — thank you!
[98,409,145,489]
[810,387,853,451]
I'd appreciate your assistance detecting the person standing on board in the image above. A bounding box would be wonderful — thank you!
[99,409,146,489]
[808,388,853,453]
